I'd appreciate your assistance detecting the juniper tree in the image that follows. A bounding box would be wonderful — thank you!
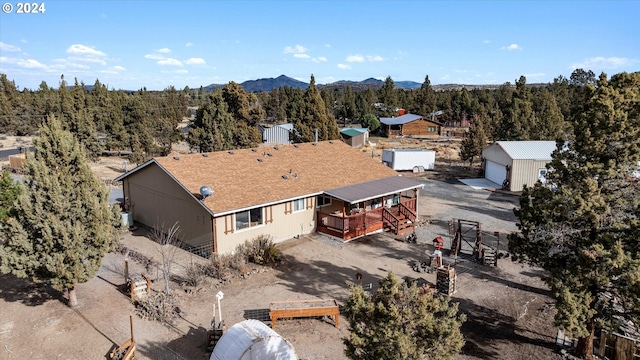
[0,116,120,307]
[343,272,465,360]
[509,72,640,359]
[0,169,22,222]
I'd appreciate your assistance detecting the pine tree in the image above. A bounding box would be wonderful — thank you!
[508,72,640,359]
[460,108,490,167]
[343,272,466,360]
[377,76,398,117]
[0,116,120,307]
[291,75,340,142]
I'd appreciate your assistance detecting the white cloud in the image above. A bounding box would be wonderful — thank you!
[312,56,327,63]
[366,55,384,62]
[483,40,491,44]
[293,53,310,59]
[284,45,308,54]
[346,54,365,63]
[0,42,22,52]
[502,43,522,51]
[185,57,206,65]
[185,42,194,47]
[69,56,106,65]
[158,58,183,66]
[111,65,126,71]
[18,58,47,69]
[570,56,634,70]
[157,48,171,53]
[337,63,351,70]
[144,54,164,60]
[325,44,331,48]
[176,69,188,74]
[66,44,107,57]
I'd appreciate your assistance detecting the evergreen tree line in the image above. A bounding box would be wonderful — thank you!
[1,69,598,163]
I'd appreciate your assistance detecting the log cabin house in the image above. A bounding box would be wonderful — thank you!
[379,113,443,137]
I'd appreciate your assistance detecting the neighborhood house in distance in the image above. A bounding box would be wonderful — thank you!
[115,141,424,256]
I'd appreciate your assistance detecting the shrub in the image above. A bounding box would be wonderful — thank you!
[135,292,179,323]
[241,235,281,265]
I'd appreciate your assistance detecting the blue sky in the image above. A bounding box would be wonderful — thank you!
[1,1,638,90]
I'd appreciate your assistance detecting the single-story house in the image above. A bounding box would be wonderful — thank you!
[340,128,369,148]
[482,141,557,191]
[259,123,293,145]
[379,113,443,137]
[115,141,424,256]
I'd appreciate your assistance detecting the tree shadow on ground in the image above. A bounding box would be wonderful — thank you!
[0,273,64,306]
[135,324,208,360]
[456,297,559,359]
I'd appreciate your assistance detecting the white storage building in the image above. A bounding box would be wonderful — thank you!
[482,141,557,191]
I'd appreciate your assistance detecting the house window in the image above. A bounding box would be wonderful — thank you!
[428,126,436,132]
[317,195,332,207]
[293,198,305,212]
[235,207,264,230]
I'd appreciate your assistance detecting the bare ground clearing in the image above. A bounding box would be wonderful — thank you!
[0,135,562,360]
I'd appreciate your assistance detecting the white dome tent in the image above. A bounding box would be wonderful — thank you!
[210,320,298,360]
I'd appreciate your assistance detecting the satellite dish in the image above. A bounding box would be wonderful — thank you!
[199,185,213,199]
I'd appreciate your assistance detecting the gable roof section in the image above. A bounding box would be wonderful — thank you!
[117,141,400,215]
[379,113,423,125]
[495,141,557,160]
[325,176,424,203]
[340,128,365,137]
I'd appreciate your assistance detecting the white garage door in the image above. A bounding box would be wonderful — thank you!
[485,160,507,186]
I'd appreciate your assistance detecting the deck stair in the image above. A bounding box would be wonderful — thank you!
[383,205,416,236]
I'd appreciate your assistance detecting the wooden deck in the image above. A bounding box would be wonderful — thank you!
[269,299,339,328]
[316,197,416,241]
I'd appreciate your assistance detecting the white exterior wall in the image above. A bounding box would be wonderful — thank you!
[213,198,316,254]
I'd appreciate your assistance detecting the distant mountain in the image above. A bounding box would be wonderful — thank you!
[201,76,479,93]
[242,75,309,92]
[203,75,309,93]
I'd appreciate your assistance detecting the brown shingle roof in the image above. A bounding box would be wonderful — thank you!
[152,141,399,214]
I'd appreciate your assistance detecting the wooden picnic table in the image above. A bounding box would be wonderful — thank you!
[269,299,339,328]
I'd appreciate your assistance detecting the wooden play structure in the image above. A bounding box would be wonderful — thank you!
[449,219,500,267]
[269,299,339,329]
[109,316,137,360]
[124,260,150,301]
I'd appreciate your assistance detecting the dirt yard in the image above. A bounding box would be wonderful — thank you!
[0,135,563,360]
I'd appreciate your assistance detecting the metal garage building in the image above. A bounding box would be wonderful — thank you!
[482,141,557,192]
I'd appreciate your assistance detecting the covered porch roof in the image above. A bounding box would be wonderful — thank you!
[324,176,424,203]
